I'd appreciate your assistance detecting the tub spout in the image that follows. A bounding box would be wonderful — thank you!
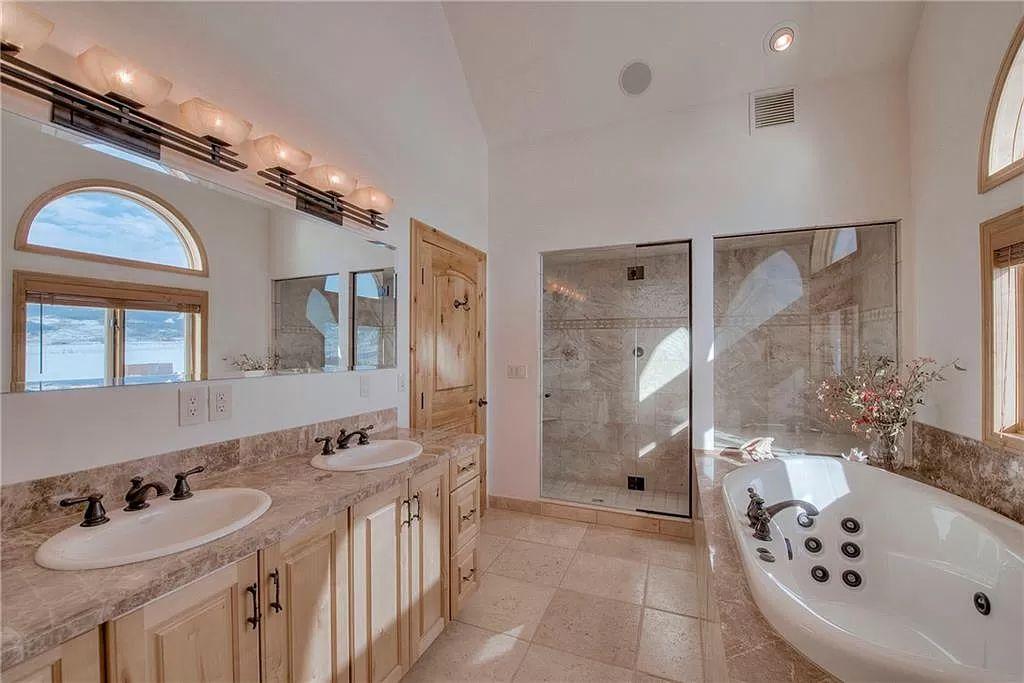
[764,499,819,521]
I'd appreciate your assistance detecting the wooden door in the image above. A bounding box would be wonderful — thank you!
[106,555,261,683]
[3,628,101,683]
[262,514,349,683]
[410,219,487,499]
[408,463,448,662]
[350,483,409,683]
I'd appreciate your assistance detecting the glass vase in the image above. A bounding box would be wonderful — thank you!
[869,431,902,471]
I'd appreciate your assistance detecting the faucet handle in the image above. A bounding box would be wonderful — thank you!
[358,424,374,445]
[60,493,109,527]
[171,466,205,501]
[315,436,336,456]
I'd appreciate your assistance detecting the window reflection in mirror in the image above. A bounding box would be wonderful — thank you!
[350,269,397,370]
[272,275,342,373]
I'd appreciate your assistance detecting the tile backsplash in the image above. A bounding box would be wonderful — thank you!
[1,408,397,531]
[912,421,1024,525]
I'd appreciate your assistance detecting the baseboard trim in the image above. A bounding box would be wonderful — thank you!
[488,494,693,539]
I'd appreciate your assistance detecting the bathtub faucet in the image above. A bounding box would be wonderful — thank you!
[764,499,820,521]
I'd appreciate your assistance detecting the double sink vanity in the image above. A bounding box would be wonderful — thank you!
[1,423,485,683]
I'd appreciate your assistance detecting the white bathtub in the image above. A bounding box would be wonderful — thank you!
[722,456,1024,683]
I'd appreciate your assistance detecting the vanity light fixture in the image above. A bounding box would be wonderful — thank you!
[76,45,172,108]
[1,42,247,170]
[767,25,796,53]
[253,134,312,175]
[257,167,388,231]
[301,164,357,196]
[179,97,252,147]
[0,3,54,54]
[348,185,394,215]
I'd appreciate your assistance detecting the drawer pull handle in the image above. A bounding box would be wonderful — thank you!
[458,463,476,474]
[269,569,283,613]
[245,583,261,629]
[401,498,411,526]
[411,493,421,522]
[461,508,477,521]
[461,568,476,582]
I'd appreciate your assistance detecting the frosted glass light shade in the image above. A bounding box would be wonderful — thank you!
[0,3,53,52]
[253,134,311,174]
[179,98,252,146]
[349,186,394,214]
[301,165,357,195]
[76,46,172,107]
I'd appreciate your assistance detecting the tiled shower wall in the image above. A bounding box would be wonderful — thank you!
[713,225,898,455]
[542,247,691,502]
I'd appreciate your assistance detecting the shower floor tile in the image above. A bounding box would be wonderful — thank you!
[541,479,690,516]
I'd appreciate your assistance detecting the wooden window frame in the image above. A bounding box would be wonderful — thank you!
[979,17,1024,194]
[15,179,209,277]
[981,206,1024,452]
[12,270,208,392]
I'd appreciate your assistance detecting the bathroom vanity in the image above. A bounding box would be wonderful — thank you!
[1,424,483,683]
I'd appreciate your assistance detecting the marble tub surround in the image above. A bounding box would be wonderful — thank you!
[0,407,397,532]
[912,421,1024,525]
[713,225,898,457]
[0,425,482,671]
[694,450,836,682]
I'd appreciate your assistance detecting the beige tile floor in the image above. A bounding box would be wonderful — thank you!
[541,479,691,516]
[404,509,703,683]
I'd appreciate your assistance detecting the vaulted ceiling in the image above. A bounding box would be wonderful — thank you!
[443,2,924,148]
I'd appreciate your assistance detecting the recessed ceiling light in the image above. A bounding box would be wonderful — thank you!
[765,24,798,54]
[619,60,652,96]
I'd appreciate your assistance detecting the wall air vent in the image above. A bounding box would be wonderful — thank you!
[750,87,796,132]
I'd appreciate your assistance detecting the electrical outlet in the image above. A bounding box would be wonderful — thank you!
[209,384,232,421]
[359,374,371,398]
[179,386,206,426]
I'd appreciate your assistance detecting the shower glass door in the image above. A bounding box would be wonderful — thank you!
[541,241,691,517]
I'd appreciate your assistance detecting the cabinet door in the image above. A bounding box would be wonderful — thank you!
[409,463,448,663]
[450,477,481,553]
[450,536,480,618]
[3,628,101,683]
[107,555,261,683]
[351,482,409,683]
[262,513,349,683]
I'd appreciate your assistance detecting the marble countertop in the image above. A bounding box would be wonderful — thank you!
[0,428,484,671]
[694,451,838,683]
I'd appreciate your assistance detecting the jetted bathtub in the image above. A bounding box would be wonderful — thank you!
[722,456,1023,683]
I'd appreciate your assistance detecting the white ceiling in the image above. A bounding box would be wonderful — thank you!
[443,2,924,148]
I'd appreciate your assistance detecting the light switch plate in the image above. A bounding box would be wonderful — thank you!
[359,374,371,398]
[209,384,232,421]
[179,386,206,426]
[506,364,528,379]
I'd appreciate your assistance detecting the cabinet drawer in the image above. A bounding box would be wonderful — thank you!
[450,537,479,617]
[449,477,481,552]
[449,447,480,491]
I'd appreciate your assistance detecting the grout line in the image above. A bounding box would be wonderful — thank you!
[634,560,651,677]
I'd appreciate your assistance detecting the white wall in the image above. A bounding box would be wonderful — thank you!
[487,66,913,500]
[0,3,488,484]
[908,2,1024,441]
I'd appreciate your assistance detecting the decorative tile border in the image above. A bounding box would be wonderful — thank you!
[0,407,398,531]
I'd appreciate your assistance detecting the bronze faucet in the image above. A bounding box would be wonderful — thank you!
[124,476,170,511]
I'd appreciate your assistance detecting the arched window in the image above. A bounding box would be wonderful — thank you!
[15,180,207,275]
[980,17,1024,193]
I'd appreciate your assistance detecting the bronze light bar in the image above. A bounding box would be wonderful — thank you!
[0,46,247,172]
[257,167,388,232]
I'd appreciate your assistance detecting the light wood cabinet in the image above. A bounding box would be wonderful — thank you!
[450,478,481,553]
[106,555,261,683]
[449,447,480,491]
[408,463,448,663]
[3,628,101,683]
[262,514,349,683]
[350,482,410,683]
[450,538,480,616]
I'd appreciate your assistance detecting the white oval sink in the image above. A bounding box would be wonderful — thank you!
[35,488,271,571]
[310,439,423,472]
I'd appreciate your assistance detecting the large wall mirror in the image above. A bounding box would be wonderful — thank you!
[2,110,397,393]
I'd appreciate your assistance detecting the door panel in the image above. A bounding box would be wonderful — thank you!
[351,484,408,683]
[410,220,488,501]
[409,464,448,662]
[262,514,348,683]
[3,628,101,683]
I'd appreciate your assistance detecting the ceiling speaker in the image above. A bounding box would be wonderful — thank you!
[619,60,652,96]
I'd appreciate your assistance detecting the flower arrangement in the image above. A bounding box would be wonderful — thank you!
[227,351,281,374]
[816,355,962,470]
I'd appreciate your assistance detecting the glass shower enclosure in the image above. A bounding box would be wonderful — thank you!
[541,242,692,517]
